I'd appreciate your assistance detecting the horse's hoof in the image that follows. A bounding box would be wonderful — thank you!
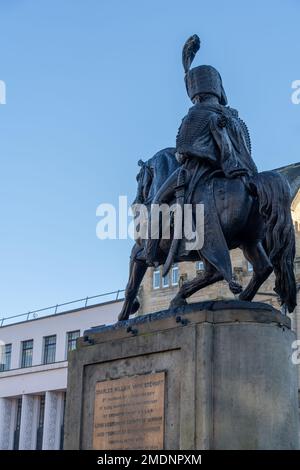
[118,299,140,322]
[170,296,187,309]
[239,290,250,301]
[229,280,243,295]
[118,312,129,322]
[131,299,140,314]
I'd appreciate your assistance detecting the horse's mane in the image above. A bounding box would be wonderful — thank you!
[136,147,178,205]
[147,147,177,166]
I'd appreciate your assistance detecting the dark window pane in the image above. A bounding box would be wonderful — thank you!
[60,393,67,450]
[13,398,22,450]
[36,396,45,450]
[21,340,33,368]
[67,330,80,352]
[38,396,45,428]
[43,335,56,364]
[16,398,22,428]
[0,343,12,372]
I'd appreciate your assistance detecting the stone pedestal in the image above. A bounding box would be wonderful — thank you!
[64,301,299,450]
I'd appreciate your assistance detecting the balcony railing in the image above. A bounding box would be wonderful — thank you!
[0,290,124,328]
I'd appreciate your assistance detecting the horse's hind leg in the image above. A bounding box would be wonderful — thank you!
[118,245,147,321]
[239,241,273,302]
[170,261,223,308]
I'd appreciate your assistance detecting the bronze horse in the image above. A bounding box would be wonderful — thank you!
[118,147,296,321]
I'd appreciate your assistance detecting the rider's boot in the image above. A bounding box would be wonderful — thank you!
[145,169,180,265]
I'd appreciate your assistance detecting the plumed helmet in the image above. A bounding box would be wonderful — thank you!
[182,35,227,105]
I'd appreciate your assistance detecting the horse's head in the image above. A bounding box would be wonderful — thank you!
[132,149,178,206]
[132,159,153,205]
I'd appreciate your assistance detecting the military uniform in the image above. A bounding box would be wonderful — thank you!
[146,36,258,286]
[176,101,257,178]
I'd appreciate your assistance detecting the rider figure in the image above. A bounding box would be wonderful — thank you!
[146,35,258,268]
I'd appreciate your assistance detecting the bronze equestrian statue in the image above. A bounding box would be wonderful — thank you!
[118,35,296,321]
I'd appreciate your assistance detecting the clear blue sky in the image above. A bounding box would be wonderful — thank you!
[0,0,299,318]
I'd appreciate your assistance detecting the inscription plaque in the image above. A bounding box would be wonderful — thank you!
[93,372,165,450]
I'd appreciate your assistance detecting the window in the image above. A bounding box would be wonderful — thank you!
[36,396,45,450]
[172,264,179,286]
[60,392,67,450]
[0,343,12,372]
[196,261,204,271]
[247,262,253,272]
[67,330,80,353]
[162,274,169,288]
[43,335,56,364]
[21,340,33,368]
[13,398,22,450]
[153,269,160,289]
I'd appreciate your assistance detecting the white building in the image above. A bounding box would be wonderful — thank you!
[0,294,123,450]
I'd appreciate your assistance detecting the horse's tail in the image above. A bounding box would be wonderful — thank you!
[250,171,296,312]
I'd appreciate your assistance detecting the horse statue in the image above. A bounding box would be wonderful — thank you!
[118,147,296,321]
[118,35,296,321]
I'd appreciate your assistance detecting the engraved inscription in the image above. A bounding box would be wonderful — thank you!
[93,372,165,450]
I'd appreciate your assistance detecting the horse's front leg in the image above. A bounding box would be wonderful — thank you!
[170,261,223,308]
[118,245,147,321]
[146,169,180,265]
